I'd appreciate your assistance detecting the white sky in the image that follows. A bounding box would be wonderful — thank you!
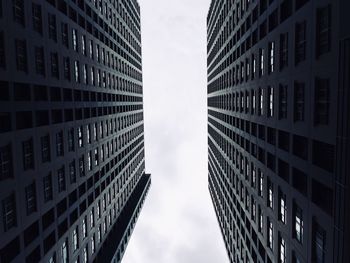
[123,0,228,262]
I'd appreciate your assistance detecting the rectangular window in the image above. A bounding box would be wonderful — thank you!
[295,21,307,64]
[61,23,69,48]
[43,173,53,202]
[13,0,25,26]
[316,5,331,57]
[268,179,274,209]
[23,138,34,170]
[279,84,288,119]
[56,131,64,156]
[294,82,305,122]
[312,220,326,263]
[79,155,85,177]
[72,29,78,51]
[294,203,304,243]
[25,182,37,215]
[68,128,74,152]
[81,35,86,55]
[58,166,66,192]
[314,78,330,125]
[258,170,264,197]
[279,190,287,224]
[63,57,70,81]
[32,3,42,34]
[267,86,274,117]
[15,39,27,72]
[279,235,286,263]
[268,41,275,74]
[280,33,288,70]
[51,52,59,78]
[73,227,79,251]
[259,88,264,116]
[35,46,45,76]
[259,48,264,77]
[0,144,13,180]
[69,160,76,184]
[74,60,80,83]
[48,14,57,42]
[268,218,274,250]
[41,135,50,163]
[2,193,17,231]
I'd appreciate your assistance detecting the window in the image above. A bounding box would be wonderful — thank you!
[34,46,45,76]
[25,182,37,215]
[32,3,42,34]
[43,173,53,202]
[23,138,34,170]
[259,88,264,116]
[72,29,78,51]
[91,235,95,254]
[61,240,68,263]
[88,151,92,171]
[51,52,59,78]
[259,48,264,76]
[69,161,76,184]
[48,14,57,42]
[83,64,87,84]
[258,206,263,233]
[279,235,286,263]
[268,218,274,250]
[89,40,93,59]
[79,156,85,177]
[63,57,71,80]
[94,148,99,166]
[294,82,305,122]
[13,0,25,26]
[267,86,274,117]
[83,246,88,263]
[279,84,288,119]
[58,166,66,192]
[312,220,326,263]
[252,53,256,79]
[81,35,86,55]
[68,128,74,152]
[295,21,306,64]
[294,203,303,243]
[41,135,50,163]
[56,131,64,156]
[258,170,264,197]
[82,216,87,238]
[279,190,287,224]
[90,209,94,227]
[15,39,27,72]
[2,193,17,231]
[280,33,288,70]
[72,227,79,251]
[74,60,80,83]
[268,179,274,209]
[316,5,331,57]
[78,126,83,147]
[0,144,13,180]
[268,41,275,74]
[61,23,69,48]
[314,78,330,125]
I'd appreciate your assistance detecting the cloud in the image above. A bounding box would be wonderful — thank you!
[122,0,228,262]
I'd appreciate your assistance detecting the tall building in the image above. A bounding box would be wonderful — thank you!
[207,0,350,263]
[0,0,151,262]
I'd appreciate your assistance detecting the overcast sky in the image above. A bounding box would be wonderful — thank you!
[122,0,228,262]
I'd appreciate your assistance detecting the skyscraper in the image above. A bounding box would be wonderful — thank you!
[0,0,150,262]
[207,0,350,262]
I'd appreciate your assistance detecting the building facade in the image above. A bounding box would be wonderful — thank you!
[207,0,350,262]
[0,0,150,262]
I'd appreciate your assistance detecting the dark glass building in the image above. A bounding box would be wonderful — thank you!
[207,0,350,262]
[0,0,150,262]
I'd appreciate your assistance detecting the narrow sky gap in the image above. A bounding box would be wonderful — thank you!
[123,0,228,262]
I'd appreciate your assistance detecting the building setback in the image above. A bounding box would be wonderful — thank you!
[207,0,350,263]
[0,0,151,262]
